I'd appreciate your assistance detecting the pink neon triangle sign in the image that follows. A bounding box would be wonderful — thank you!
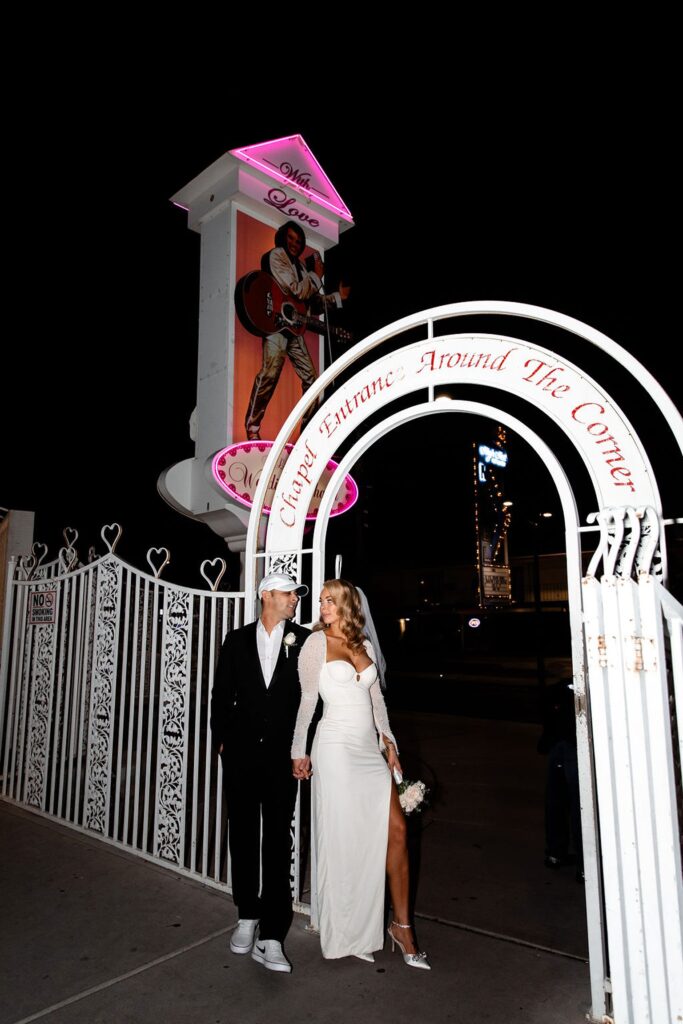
[230,134,353,223]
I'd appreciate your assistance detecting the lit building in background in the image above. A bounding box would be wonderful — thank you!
[473,426,512,607]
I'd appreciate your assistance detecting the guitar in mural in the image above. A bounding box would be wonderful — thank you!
[235,271,353,342]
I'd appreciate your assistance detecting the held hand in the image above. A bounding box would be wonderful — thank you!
[313,254,324,279]
[292,756,312,780]
[385,743,402,779]
[339,281,351,301]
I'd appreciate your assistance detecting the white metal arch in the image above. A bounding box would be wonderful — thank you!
[258,333,659,578]
[245,301,681,609]
[263,299,683,465]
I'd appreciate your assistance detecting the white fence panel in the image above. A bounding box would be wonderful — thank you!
[0,542,310,912]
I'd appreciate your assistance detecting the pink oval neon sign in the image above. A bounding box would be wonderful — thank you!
[211,441,358,520]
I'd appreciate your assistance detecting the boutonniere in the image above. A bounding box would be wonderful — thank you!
[283,632,298,658]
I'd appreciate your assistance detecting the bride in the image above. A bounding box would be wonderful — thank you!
[291,579,430,969]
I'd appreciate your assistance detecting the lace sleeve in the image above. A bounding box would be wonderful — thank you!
[364,640,399,754]
[291,631,326,758]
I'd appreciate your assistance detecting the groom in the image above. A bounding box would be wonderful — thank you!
[210,573,311,973]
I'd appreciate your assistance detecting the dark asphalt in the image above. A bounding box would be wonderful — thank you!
[0,712,592,1024]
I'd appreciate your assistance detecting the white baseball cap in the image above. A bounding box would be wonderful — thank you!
[257,573,309,597]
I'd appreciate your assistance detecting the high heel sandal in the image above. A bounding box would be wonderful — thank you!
[387,921,431,970]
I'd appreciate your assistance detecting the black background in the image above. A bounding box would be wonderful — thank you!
[4,57,678,592]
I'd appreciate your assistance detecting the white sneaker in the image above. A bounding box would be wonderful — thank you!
[251,938,292,973]
[230,919,259,954]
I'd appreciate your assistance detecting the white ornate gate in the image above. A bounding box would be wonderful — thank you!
[0,530,307,913]
[243,301,683,1024]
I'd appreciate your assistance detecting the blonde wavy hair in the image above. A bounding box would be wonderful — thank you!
[313,578,366,653]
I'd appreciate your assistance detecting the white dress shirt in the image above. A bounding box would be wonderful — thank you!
[256,619,285,688]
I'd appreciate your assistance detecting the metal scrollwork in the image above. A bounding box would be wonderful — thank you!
[24,582,59,808]
[613,507,640,579]
[84,559,121,834]
[156,588,190,863]
[267,553,298,580]
[634,506,662,577]
[585,506,664,582]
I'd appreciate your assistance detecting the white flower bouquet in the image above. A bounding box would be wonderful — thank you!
[393,770,429,815]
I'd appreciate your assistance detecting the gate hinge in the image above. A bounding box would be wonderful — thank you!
[596,634,608,669]
[625,635,644,672]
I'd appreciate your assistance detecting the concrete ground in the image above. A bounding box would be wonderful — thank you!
[0,714,593,1024]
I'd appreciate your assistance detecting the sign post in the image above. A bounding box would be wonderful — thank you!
[158,136,354,555]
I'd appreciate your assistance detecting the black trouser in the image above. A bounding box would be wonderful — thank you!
[221,750,298,942]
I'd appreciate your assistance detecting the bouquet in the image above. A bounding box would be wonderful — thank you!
[392,769,429,815]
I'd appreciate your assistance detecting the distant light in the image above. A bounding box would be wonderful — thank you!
[468,617,481,629]
[478,444,508,468]
[503,500,513,507]
[541,512,553,518]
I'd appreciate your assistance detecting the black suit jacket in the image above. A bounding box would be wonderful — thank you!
[210,620,311,762]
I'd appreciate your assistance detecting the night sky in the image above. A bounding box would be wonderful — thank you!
[4,69,679,591]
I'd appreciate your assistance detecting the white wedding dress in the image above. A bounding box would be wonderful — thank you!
[292,631,398,959]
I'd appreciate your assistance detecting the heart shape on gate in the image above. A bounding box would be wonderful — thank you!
[63,527,79,550]
[20,554,37,579]
[101,523,122,553]
[146,547,170,578]
[200,558,227,592]
[32,542,48,566]
[58,547,78,574]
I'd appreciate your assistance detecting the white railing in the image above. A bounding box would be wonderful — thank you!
[0,531,308,912]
